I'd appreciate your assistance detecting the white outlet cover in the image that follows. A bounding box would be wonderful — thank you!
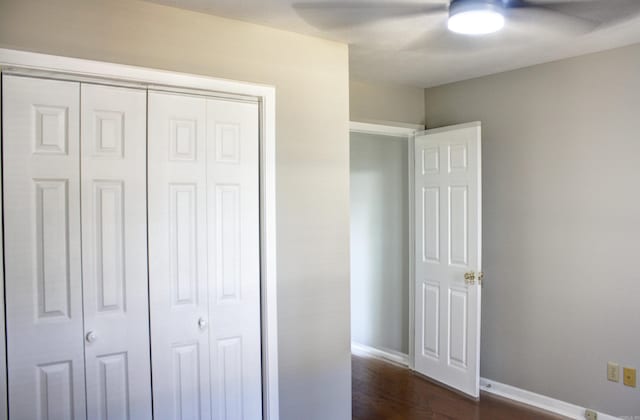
[607,362,620,382]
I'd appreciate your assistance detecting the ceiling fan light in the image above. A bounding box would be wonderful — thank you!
[448,0,505,35]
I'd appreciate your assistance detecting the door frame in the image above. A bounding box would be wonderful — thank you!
[349,120,422,369]
[349,121,481,378]
[0,78,5,420]
[0,48,280,420]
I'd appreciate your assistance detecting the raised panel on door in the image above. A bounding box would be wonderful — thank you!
[80,83,152,420]
[413,124,481,398]
[206,99,262,420]
[2,75,86,419]
[148,91,212,420]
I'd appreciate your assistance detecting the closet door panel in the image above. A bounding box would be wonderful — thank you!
[3,75,86,419]
[206,99,262,420]
[80,84,152,420]
[148,91,211,420]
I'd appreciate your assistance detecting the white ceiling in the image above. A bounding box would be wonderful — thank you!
[146,0,640,87]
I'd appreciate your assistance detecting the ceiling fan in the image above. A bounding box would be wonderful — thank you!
[293,0,640,36]
[448,0,508,34]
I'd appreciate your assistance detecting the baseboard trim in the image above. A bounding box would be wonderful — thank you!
[351,342,409,367]
[480,378,620,420]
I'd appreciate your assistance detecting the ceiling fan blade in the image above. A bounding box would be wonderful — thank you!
[505,5,598,35]
[506,0,593,8]
[292,2,448,30]
[540,0,640,30]
[506,0,640,32]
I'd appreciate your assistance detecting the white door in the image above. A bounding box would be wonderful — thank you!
[3,75,87,419]
[148,91,263,420]
[148,91,212,419]
[80,83,152,419]
[206,99,262,420]
[413,122,482,398]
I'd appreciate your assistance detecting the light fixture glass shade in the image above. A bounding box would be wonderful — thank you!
[448,4,505,35]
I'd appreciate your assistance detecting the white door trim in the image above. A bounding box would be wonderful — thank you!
[350,120,423,136]
[0,48,279,420]
[0,76,7,420]
[349,120,423,370]
[417,121,481,136]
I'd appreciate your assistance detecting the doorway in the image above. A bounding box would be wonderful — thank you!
[349,121,422,366]
[349,120,483,398]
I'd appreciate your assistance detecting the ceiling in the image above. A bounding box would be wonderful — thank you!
[146,0,640,87]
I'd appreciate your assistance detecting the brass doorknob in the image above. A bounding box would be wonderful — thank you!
[464,272,476,285]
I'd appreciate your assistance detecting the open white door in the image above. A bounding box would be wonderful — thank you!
[413,122,482,398]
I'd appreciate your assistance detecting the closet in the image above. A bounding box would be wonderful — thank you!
[1,74,262,419]
[148,91,262,420]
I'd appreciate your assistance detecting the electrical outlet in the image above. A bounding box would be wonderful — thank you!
[585,409,598,420]
[623,367,636,387]
[607,362,620,382]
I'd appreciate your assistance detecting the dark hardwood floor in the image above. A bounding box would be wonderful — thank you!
[352,355,566,420]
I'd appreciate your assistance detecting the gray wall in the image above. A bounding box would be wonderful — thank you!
[425,43,640,417]
[350,133,409,355]
[0,1,351,419]
[350,78,426,125]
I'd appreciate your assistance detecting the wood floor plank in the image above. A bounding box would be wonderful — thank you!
[352,355,566,420]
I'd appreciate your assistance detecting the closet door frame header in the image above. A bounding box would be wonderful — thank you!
[0,48,280,420]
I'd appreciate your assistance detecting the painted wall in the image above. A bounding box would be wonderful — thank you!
[425,43,640,417]
[350,132,409,355]
[0,0,351,419]
[350,78,425,126]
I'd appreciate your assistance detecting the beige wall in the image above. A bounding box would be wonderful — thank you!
[350,78,425,126]
[0,0,351,419]
[425,43,640,417]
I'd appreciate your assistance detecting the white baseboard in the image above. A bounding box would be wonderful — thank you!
[351,342,409,367]
[480,378,620,420]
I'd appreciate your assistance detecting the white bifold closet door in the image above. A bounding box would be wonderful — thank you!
[4,75,86,420]
[80,83,152,419]
[3,75,152,419]
[148,91,262,420]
